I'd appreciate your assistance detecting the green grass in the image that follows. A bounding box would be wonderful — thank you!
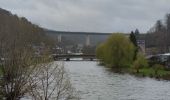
[102,62,170,79]
[124,66,170,79]
[138,68,170,77]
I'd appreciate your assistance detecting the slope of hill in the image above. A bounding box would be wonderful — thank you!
[0,8,54,58]
[0,8,48,44]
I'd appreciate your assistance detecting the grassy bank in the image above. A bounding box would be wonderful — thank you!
[123,67,170,80]
[138,68,170,77]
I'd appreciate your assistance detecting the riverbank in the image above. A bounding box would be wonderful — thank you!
[110,67,170,81]
[98,62,170,80]
[131,68,170,80]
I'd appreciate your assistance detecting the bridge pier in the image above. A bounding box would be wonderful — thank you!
[58,34,62,43]
[86,35,90,46]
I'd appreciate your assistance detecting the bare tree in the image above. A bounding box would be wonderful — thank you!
[29,62,79,100]
[147,13,170,54]
[0,32,42,100]
[154,20,167,53]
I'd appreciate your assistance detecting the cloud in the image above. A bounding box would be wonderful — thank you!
[0,0,170,33]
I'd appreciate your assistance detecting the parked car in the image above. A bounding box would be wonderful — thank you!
[147,53,170,69]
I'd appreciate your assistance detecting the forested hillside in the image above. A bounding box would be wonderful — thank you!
[0,8,49,45]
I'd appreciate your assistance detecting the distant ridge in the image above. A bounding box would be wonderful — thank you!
[0,8,49,44]
[45,30,112,35]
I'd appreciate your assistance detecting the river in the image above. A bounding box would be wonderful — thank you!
[64,61,170,100]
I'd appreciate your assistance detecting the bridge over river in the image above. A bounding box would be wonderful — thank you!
[45,30,115,46]
[53,54,96,61]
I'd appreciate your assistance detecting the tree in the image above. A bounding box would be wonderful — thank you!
[96,43,105,63]
[155,20,164,32]
[96,33,135,72]
[134,29,140,35]
[29,62,79,100]
[0,10,48,99]
[147,13,170,54]
[147,20,167,53]
[166,14,170,33]
[129,31,138,60]
[155,20,167,53]
[0,33,46,100]
[165,14,170,51]
[130,31,137,46]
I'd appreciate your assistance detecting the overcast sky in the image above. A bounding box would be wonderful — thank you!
[0,0,170,33]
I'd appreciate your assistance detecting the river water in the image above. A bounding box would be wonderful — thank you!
[64,61,170,100]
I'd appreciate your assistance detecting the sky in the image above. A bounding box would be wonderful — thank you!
[0,0,170,33]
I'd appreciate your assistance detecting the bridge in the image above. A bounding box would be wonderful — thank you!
[45,30,129,46]
[53,54,96,61]
[46,30,146,54]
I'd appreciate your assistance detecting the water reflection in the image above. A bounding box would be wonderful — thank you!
[64,61,170,100]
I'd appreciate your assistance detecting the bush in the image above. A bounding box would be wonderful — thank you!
[96,43,105,61]
[96,33,135,71]
[132,53,148,73]
[153,64,164,75]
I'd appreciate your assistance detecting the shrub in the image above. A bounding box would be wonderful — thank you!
[96,33,135,71]
[132,53,148,73]
[153,64,164,75]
